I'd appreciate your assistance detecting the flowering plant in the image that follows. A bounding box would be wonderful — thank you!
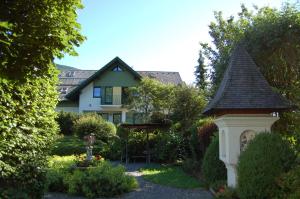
[74,154,104,167]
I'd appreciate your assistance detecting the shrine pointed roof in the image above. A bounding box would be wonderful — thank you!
[203,44,293,115]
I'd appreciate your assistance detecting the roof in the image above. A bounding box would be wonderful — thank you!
[203,44,293,115]
[138,71,182,85]
[58,57,182,100]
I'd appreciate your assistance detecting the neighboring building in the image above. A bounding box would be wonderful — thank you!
[57,57,182,124]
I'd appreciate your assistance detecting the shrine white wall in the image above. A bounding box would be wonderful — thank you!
[214,114,279,187]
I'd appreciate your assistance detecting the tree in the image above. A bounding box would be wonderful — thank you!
[127,78,174,123]
[200,3,300,140]
[0,0,85,197]
[194,50,208,91]
[171,84,206,133]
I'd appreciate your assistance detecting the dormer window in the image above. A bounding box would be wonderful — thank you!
[112,66,122,72]
[66,71,75,77]
[60,87,68,94]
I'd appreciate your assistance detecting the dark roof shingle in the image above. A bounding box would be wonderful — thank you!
[203,44,293,115]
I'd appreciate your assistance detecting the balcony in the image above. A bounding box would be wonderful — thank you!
[101,94,122,106]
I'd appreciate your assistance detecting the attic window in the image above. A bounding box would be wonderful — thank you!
[112,66,122,72]
[60,87,68,94]
[66,71,75,77]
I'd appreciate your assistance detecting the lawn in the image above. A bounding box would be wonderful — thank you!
[50,135,103,156]
[140,164,204,189]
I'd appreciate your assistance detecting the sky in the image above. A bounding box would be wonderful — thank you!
[55,0,285,84]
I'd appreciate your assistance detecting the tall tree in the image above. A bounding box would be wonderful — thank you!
[200,3,300,141]
[127,78,175,123]
[194,50,208,91]
[0,0,85,197]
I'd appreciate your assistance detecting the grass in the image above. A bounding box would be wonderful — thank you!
[140,164,204,189]
[50,135,103,156]
[48,155,76,169]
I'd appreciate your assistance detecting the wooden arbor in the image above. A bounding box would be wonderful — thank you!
[120,123,170,164]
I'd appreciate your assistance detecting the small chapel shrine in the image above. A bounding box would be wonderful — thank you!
[202,44,292,187]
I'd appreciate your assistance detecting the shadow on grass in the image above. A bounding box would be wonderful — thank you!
[140,164,204,189]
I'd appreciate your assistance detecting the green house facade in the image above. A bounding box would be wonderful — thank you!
[57,57,182,124]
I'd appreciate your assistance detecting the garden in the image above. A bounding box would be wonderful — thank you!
[1,1,300,199]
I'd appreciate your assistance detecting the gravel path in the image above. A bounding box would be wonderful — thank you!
[44,163,213,199]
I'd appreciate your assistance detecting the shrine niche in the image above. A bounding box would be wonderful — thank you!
[240,130,256,152]
[202,44,292,187]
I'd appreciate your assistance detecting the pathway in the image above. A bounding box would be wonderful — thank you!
[44,163,213,199]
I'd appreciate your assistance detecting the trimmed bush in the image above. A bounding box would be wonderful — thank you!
[45,156,138,198]
[237,133,296,199]
[202,134,227,185]
[65,162,138,198]
[56,111,78,135]
[276,165,300,199]
[74,113,116,141]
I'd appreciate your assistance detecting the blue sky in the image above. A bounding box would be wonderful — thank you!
[55,0,284,83]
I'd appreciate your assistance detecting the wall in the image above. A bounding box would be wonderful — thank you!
[93,65,139,87]
[56,101,79,113]
[79,82,101,112]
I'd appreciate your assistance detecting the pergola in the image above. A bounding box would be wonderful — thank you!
[120,123,170,164]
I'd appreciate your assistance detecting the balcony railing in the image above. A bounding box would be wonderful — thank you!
[101,94,122,105]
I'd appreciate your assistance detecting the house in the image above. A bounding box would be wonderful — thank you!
[57,57,182,124]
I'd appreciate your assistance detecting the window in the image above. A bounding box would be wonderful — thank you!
[104,87,113,104]
[93,87,101,98]
[100,113,109,121]
[66,71,75,77]
[113,113,121,124]
[112,66,122,72]
[60,87,68,94]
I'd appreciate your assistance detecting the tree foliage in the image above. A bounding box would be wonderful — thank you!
[0,0,85,197]
[127,78,175,123]
[194,50,208,91]
[201,3,300,139]
[172,84,206,132]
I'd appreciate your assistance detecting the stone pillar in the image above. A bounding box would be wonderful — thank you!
[121,111,126,123]
[226,164,237,187]
[214,114,279,187]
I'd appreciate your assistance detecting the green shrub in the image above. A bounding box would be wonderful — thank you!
[51,136,86,155]
[69,163,137,198]
[0,158,48,199]
[237,133,296,199]
[0,0,84,196]
[182,158,202,174]
[153,129,185,162]
[201,134,226,185]
[46,155,76,192]
[45,156,137,198]
[216,187,239,199]
[211,180,226,192]
[74,113,116,141]
[197,118,218,156]
[56,111,78,135]
[50,135,120,160]
[276,165,300,199]
[46,167,68,192]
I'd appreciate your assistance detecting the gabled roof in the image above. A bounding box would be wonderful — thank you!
[65,57,142,100]
[58,59,183,101]
[138,71,182,85]
[203,44,293,115]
